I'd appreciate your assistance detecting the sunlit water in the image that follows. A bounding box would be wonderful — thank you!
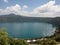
[0,23,56,38]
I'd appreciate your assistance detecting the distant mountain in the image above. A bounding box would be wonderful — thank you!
[0,14,60,26]
[0,14,52,22]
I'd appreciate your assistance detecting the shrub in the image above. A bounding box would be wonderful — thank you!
[0,28,28,45]
[37,39,56,45]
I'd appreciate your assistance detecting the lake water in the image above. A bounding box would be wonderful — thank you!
[0,23,56,38]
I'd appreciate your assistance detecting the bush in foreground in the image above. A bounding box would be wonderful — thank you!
[36,39,56,45]
[0,28,28,45]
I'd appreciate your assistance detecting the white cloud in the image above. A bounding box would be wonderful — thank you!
[6,4,21,12]
[23,5,28,9]
[0,4,29,16]
[31,0,60,17]
[22,5,28,11]
[0,4,21,15]
[3,0,8,3]
[0,0,60,17]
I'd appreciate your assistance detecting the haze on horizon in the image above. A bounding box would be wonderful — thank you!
[0,0,60,17]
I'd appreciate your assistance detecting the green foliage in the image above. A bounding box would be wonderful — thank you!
[54,33,60,42]
[0,28,28,45]
[0,28,59,45]
[36,39,56,45]
[51,29,60,42]
[8,38,28,45]
[14,39,28,45]
[0,28,10,45]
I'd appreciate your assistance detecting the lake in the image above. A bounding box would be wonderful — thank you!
[0,23,56,38]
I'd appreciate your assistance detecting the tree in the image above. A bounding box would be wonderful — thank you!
[36,39,56,45]
[0,28,10,45]
[0,28,28,45]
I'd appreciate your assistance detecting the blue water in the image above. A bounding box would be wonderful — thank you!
[0,23,56,38]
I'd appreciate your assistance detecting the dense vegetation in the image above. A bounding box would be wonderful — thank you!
[0,28,60,45]
[36,39,56,45]
[0,28,28,45]
[52,27,60,42]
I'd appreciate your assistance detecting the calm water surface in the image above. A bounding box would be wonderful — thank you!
[0,23,56,38]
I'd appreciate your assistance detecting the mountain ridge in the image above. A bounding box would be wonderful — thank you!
[0,14,60,26]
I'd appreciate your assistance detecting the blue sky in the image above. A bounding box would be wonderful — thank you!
[0,0,60,10]
[0,0,60,17]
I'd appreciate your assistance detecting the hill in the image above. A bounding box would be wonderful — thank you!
[0,14,53,22]
[0,14,60,26]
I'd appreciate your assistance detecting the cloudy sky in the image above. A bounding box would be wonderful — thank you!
[0,0,60,17]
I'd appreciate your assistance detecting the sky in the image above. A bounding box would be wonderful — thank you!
[0,0,60,17]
